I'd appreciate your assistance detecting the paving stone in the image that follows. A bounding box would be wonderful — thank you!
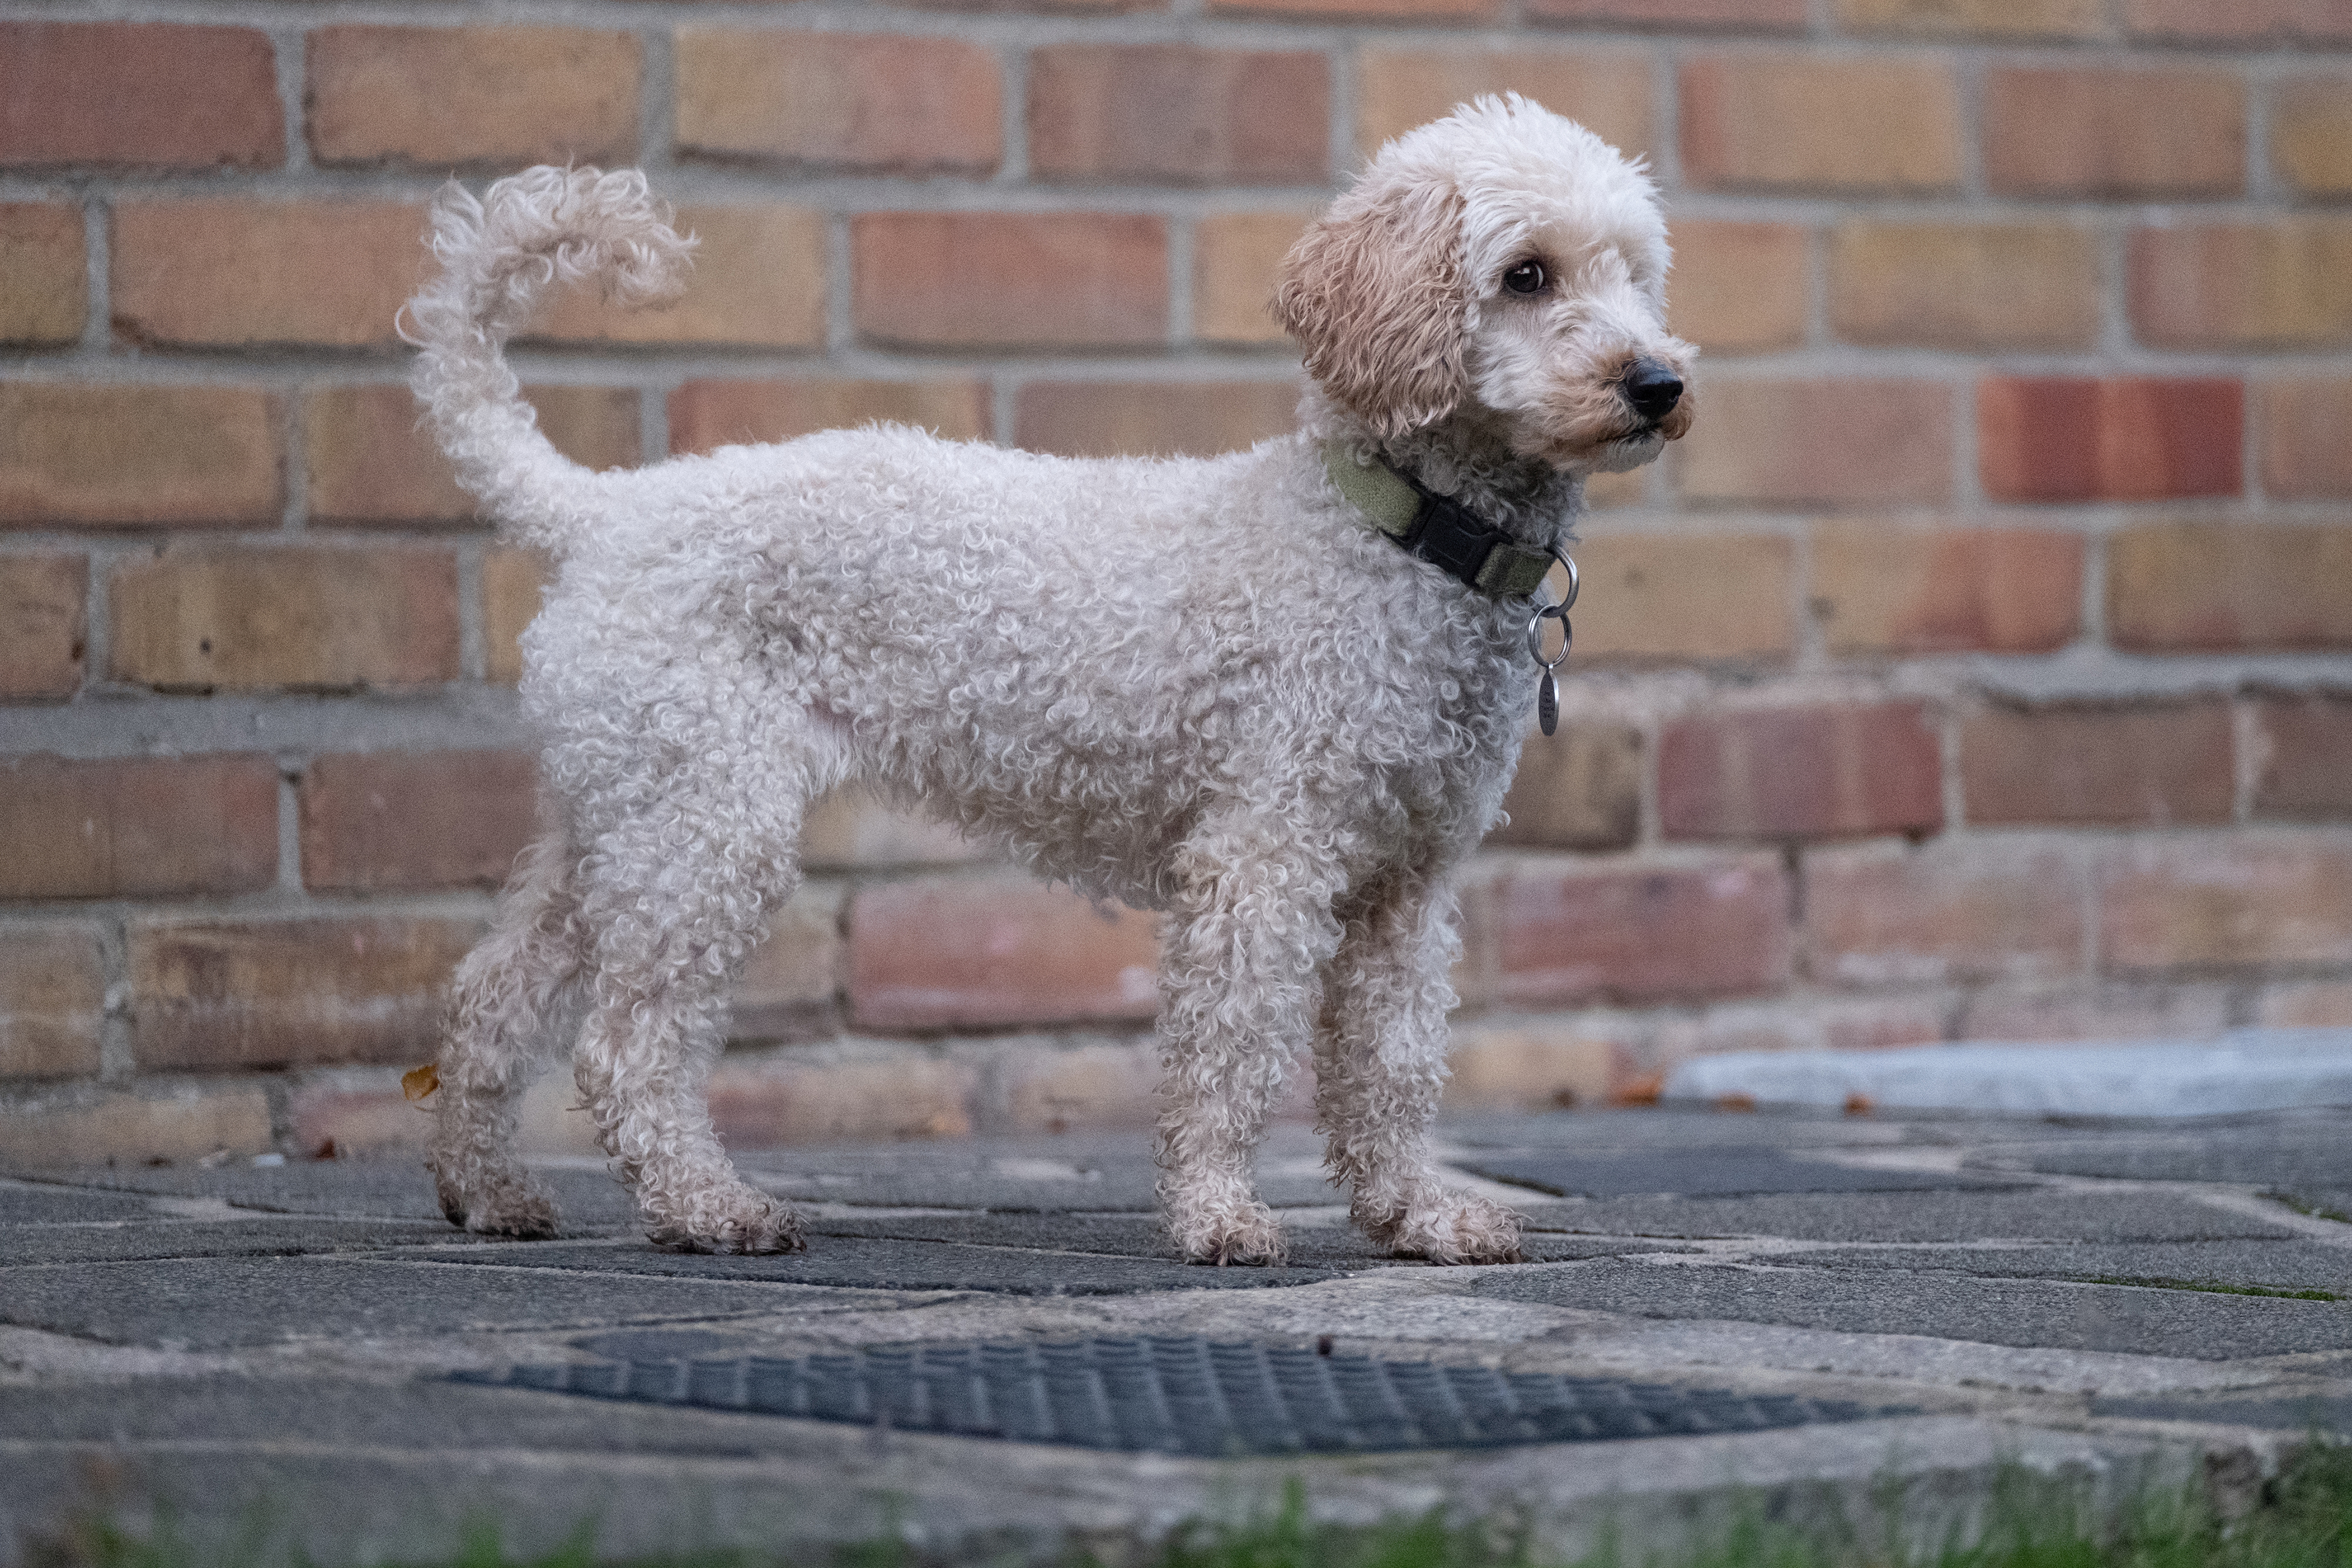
[12,1159,637,1229]
[0,1256,821,1349]
[803,1211,1689,1266]
[1749,1241,2352,1297]
[1517,1190,2297,1243]
[0,1216,485,1265]
[743,1148,1346,1213]
[2089,1392,2352,1432]
[1475,1258,2352,1359]
[1458,1148,2023,1199]
[1980,1123,2352,1191]
[0,1178,163,1222]
[1439,1109,1937,1151]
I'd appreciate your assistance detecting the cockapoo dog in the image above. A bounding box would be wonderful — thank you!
[407,95,1693,1265]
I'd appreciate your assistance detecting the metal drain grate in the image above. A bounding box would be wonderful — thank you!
[456,1336,1895,1455]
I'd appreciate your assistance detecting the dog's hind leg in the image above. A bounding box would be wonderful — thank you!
[1314,872,1522,1264]
[429,812,588,1238]
[1153,817,1347,1265]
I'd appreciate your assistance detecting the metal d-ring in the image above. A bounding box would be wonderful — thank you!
[1526,600,1573,669]
[1545,549,1580,615]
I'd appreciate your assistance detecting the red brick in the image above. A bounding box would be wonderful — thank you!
[1840,0,2100,34]
[1571,534,1795,663]
[800,788,988,870]
[671,379,992,457]
[1961,703,2234,827]
[1029,46,1326,185]
[1355,48,1652,163]
[0,24,282,170]
[482,547,546,687]
[1491,724,1642,851]
[1810,523,2082,656]
[308,26,639,169]
[1676,379,1952,507]
[1670,220,1809,354]
[1444,1023,1619,1114]
[848,874,1160,1031]
[1959,982,2231,1042]
[853,214,1167,350]
[112,201,426,352]
[1806,840,2085,987]
[1207,0,1496,19]
[0,1084,275,1168]
[299,750,538,892]
[2273,76,2352,198]
[1680,56,1962,194]
[1014,381,1297,459]
[674,31,998,175]
[305,385,639,528]
[1829,224,2099,350]
[1978,378,2243,504]
[0,924,104,1081]
[0,385,281,529]
[1984,68,2244,198]
[710,1053,976,1146]
[1193,210,1315,346]
[0,553,85,700]
[1474,854,1791,1007]
[2125,0,2352,42]
[1531,0,1804,26]
[994,1041,1163,1134]
[2261,981,2352,1028]
[110,546,460,692]
[729,887,846,1043]
[528,206,826,349]
[2130,223,2352,350]
[2101,834,2352,973]
[2107,523,2352,652]
[0,203,84,345]
[130,915,479,1071]
[2253,694,2352,821]
[1659,703,1943,842]
[0,754,277,899]
[2260,379,2352,500]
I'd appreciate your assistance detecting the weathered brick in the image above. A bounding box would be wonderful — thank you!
[2125,0,2352,43]
[2253,693,2352,821]
[0,1084,275,1168]
[1530,0,1805,28]
[0,204,83,345]
[0,754,277,900]
[711,1052,977,1146]
[2260,379,2352,499]
[1979,378,2243,503]
[2260,981,2352,1028]
[2107,523,2352,652]
[112,202,425,352]
[0,924,105,1081]
[299,750,537,893]
[800,788,988,871]
[307,26,639,169]
[1192,210,1314,347]
[2101,835,2352,972]
[2274,76,2352,198]
[482,547,547,687]
[1014,381,1297,459]
[1029,46,1326,185]
[1570,534,1795,662]
[1830,224,2098,349]
[110,546,461,692]
[1962,703,2235,827]
[993,1041,1159,1135]
[0,385,281,529]
[1679,56,1962,193]
[131,915,480,1071]
[1676,379,1952,507]
[1839,0,2099,35]
[1356,48,1652,162]
[1959,982,2231,1042]
[1444,1023,1619,1113]
[1985,68,2244,198]
[670,379,991,457]
[1659,703,1943,841]
[853,214,1167,350]
[1669,220,1808,354]
[530,206,825,349]
[675,31,998,176]
[1474,854,1790,1007]
[1811,523,2082,656]
[1207,0,1496,19]
[0,553,85,700]
[305,385,639,529]
[1491,723,1642,852]
[1806,840,2085,988]
[848,875,1160,1031]
[729,886,846,1042]
[0,23,282,170]
[2131,223,2352,350]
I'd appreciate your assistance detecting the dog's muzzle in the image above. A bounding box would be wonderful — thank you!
[1622,358,1683,423]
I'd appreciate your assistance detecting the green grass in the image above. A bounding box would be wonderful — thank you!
[2076,1275,2344,1302]
[37,1442,2352,1568]
[2263,1193,2352,1227]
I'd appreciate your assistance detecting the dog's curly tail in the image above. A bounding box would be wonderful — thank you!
[403,166,693,556]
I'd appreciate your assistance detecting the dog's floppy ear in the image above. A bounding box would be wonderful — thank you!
[1272,183,1469,439]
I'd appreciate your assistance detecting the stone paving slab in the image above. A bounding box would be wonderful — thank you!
[801,1209,1696,1266]
[14,1161,638,1231]
[0,1181,162,1224]
[1756,1241,2352,1297]
[1517,1189,2297,1243]
[0,1218,492,1267]
[1457,1146,2024,1198]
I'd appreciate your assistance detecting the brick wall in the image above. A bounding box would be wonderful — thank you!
[3,0,2349,1164]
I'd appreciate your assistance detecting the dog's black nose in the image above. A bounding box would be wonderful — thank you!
[1623,360,1683,420]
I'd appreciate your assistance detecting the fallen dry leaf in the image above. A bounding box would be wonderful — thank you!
[402,1062,442,1102]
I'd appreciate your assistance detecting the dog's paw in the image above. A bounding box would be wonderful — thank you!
[648,1184,806,1256]
[432,1165,562,1239]
[1172,1201,1288,1267]
[1372,1189,1523,1265]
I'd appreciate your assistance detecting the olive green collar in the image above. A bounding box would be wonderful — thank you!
[1321,442,1555,599]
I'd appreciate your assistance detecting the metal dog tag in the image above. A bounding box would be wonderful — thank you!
[1538,669,1560,737]
[1525,554,1576,740]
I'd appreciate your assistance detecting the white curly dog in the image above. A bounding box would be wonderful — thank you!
[407,95,1694,1265]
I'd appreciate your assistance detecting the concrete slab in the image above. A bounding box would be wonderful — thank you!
[11,1161,637,1230]
[802,1211,1693,1266]
[1518,1189,2297,1243]
[1753,1241,2352,1297]
[0,1218,489,1266]
[1457,1147,2022,1198]
[0,1181,159,1223]
[1980,1123,2352,1190]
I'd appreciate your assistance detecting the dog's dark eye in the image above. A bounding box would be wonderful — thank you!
[1501,260,1548,295]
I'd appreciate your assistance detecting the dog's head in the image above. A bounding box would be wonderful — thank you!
[1274,95,1695,474]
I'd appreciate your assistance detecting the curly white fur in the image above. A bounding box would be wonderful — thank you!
[407,97,1693,1263]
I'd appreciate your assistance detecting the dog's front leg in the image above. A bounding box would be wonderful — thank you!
[1315,874,1522,1263]
[1152,825,1346,1265]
